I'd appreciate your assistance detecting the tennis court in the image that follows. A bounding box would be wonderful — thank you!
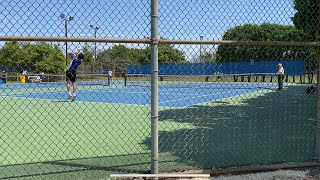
[0,80,278,108]
[0,78,315,178]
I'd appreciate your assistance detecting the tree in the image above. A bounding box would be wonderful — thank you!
[201,52,216,63]
[292,0,320,41]
[0,42,65,73]
[98,44,187,65]
[157,44,187,64]
[0,41,21,68]
[96,45,131,75]
[35,44,65,73]
[216,23,308,62]
[76,43,99,74]
[292,0,320,72]
[82,43,94,62]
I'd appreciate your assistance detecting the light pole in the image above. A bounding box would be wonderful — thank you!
[60,14,74,65]
[200,35,203,63]
[90,25,99,61]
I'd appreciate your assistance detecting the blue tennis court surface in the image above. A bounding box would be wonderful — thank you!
[0,82,277,108]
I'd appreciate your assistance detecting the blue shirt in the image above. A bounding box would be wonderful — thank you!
[68,55,82,73]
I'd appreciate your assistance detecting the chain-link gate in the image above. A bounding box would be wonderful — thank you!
[0,0,318,179]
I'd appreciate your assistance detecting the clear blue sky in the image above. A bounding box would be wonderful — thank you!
[0,0,295,59]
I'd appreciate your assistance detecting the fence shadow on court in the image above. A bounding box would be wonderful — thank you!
[0,153,151,179]
[142,85,316,172]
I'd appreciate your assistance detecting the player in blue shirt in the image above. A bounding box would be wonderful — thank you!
[66,52,84,101]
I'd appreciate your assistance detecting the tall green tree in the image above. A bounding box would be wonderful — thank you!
[216,23,308,62]
[0,41,21,68]
[77,43,98,73]
[292,0,320,41]
[96,45,131,74]
[35,44,65,73]
[82,43,94,62]
[0,42,65,73]
[157,44,187,64]
[95,44,187,75]
[128,47,148,64]
[292,0,320,72]
[97,45,130,63]
[98,44,187,65]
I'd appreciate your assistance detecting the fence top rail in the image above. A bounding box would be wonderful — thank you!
[0,36,320,46]
[161,39,320,46]
[0,36,150,44]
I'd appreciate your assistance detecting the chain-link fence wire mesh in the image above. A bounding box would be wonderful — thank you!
[0,0,318,179]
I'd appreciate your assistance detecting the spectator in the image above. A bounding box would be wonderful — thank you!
[1,71,7,83]
[108,70,113,80]
[277,63,285,90]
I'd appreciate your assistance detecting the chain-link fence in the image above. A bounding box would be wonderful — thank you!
[0,0,318,179]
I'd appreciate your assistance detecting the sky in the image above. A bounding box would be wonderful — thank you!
[0,0,296,60]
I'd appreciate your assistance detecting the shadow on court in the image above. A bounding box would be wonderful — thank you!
[0,153,151,179]
[142,85,316,172]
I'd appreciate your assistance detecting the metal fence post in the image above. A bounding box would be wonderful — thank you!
[151,0,159,175]
[315,44,320,160]
[315,12,320,160]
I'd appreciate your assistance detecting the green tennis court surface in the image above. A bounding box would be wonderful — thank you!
[0,83,315,179]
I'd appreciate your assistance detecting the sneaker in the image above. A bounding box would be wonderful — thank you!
[71,95,76,102]
[68,94,72,100]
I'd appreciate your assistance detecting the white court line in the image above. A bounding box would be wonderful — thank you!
[85,86,251,95]
[0,90,50,97]
[84,89,149,94]
[85,88,212,96]
[0,90,151,107]
[0,95,151,107]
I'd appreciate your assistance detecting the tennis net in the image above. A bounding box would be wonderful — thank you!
[124,73,281,89]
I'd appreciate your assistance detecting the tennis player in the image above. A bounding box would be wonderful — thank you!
[66,52,84,101]
[277,63,285,90]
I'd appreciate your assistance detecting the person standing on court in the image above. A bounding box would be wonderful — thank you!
[1,71,7,83]
[66,52,84,101]
[277,63,285,90]
[108,69,113,81]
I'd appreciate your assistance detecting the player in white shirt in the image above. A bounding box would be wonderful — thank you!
[277,63,285,90]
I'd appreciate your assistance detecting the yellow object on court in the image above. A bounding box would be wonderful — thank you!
[19,75,26,83]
